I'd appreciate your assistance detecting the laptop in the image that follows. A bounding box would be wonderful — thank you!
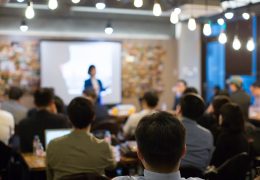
[45,129,72,147]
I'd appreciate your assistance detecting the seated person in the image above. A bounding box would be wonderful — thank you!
[113,112,202,180]
[250,81,260,119]
[2,86,28,125]
[0,109,14,145]
[210,103,249,167]
[46,97,116,180]
[198,95,231,144]
[123,91,159,138]
[178,93,213,171]
[83,88,109,125]
[17,88,70,152]
[183,87,198,95]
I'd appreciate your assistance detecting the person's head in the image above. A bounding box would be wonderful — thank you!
[183,87,198,95]
[82,88,97,103]
[213,85,221,96]
[227,76,243,93]
[179,93,205,120]
[8,86,24,101]
[175,79,187,94]
[67,97,95,129]
[34,88,55,109]
[135,112,186,173]
[250,81,260,97]
[54,96,65,114]
[140,91,159,109]
[88,65,96,77]
[219,103,245,133]
[212,95,231,119]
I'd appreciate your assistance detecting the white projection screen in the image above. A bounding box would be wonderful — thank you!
[40,41,122,105]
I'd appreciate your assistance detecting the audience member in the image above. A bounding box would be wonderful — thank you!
[114,112,202,180]
[123,91,159,138]
[54,95,66,114]
[178,93,213,171]
[249,81,260,119]
[83,88,109,125]
[183,87,198,95]
[210,103,249,167]
[0,109,14,145]
[172,79,187,110]
[46,97,116,180]
[198,95,231,143]
[17,88,70,152]
[1,86,28,125]
[227,76,250,119]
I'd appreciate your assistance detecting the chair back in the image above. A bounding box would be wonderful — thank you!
[61,173,110,180]
[180,166,204,178]
[91,120,120,135]
[216,152,250,180]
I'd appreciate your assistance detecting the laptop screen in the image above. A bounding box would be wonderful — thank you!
[45,129,72,147]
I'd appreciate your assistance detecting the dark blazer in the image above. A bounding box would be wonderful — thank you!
[84,78,104,103]
[230,90,250,119]
[210,130,249,167]
[17,110,71,153]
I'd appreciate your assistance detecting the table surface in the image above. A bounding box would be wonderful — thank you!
[22,153,138,171]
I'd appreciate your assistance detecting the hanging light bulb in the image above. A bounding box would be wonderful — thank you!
[153,1,162,17]
[71,0,80,3]
[48,0,58,10]
[105,22,113,35]
[96,2,106,10]
[246,38,255,51]
[217,18,225,26]
[17,0,25,2]
[203,22,212,36]
[242,12,250,20]
[218,32,227,44]
[188,17,196,31]
[170,11,179,24]
[232,36,241,50]
[174,7,181,14]
[20,20,28,32]
[134,0,143,8]
[25,1,35,19]
[224,11,234,20]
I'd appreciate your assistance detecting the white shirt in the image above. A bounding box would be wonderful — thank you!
[0,110,14,145]
[91,78,100,95]
[113,169,203,180]
[123,109,156,137]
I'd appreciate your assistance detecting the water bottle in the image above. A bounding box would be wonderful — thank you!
[104,131,112,145]
[33,135,40,155]
[36,142,45,157]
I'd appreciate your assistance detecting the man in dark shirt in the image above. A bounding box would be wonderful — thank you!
[17,88,70,153]
[227,76,250,119]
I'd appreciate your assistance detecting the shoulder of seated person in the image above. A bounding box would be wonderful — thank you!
[112,176,143,180]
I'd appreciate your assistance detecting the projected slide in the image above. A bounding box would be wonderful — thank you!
[40,41,122,105]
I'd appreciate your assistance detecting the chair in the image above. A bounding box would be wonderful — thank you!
[60,173,110,180]
[205,152,250,180]
[91,120,120,136]
[180,166,204,178]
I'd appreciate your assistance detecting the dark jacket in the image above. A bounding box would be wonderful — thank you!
[230,90,250,119]
[210,130,249,167]
[17,110,71,153]
[84,79,104,103]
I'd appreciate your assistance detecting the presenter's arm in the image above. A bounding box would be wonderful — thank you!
[98,79,105,91]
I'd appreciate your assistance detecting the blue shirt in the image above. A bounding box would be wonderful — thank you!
[181,117,214,171]
[113,169,203,180]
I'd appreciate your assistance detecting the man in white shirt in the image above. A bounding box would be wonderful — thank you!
[123,91,159,138]
[113,112,202,180]
[0,109,14,145]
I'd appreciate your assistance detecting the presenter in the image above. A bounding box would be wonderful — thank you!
[84,65,104,103]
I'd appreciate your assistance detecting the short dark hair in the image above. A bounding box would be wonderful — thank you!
[212,95,231,119]
[177,79,187,87]
[183,87,198,95]
[220,103,245,133]
[54,96,65,114]
[180,93,205,120]
[88,65,96,75]
[135,112,185,170]
[141,91,159,108]
[8,86,24,100]
[67,97,95,129]
[34,88,54,107]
